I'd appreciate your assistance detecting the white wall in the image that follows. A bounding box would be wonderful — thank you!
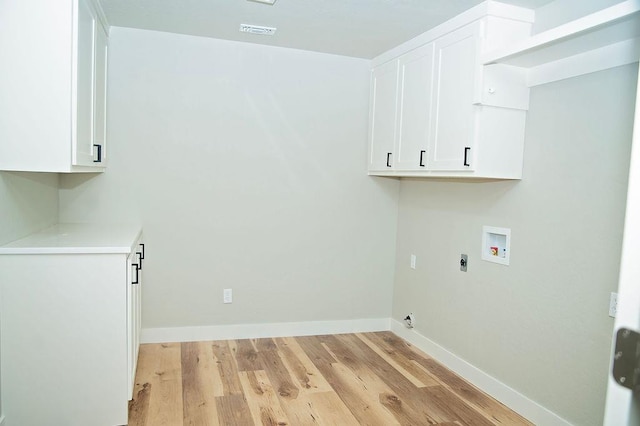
[392,64,637,425]
[0,171,59,422]
[58,27,399,330]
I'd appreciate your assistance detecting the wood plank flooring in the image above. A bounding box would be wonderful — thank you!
[128,331,532,425]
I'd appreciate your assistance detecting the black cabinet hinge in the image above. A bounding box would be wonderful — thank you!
[612,328,640,393]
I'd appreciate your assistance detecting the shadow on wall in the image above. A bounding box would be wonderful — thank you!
[57,172,99,190]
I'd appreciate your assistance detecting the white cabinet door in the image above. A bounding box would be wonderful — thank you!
[127,251,136,399]
[73,0,97,167]
[127,239,143,399]
[74,0,107,167]
[429,23,480,171]
[93,23,108,165]
[368,60,399,171]
[134,240,143,372]
[395,43,435,171]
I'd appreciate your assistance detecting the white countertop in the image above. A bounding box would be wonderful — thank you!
[0,223,142,254]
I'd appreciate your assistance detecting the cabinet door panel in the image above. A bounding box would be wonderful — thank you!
[395,43,434,170]
[73,0,97,167]
[127,239,143,400]
[93,24,108,165]
[127,251,135,399]
[368,60,399,170]
[429,23,479,171]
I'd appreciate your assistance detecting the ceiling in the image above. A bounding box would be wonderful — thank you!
[99,0,555,59]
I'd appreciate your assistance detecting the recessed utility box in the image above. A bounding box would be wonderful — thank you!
[482,226,511,266]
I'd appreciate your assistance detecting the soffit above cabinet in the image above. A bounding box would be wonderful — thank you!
[97,0,553,59]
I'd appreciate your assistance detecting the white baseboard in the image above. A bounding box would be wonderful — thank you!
[141,317,391,343]
[390,320,571,426]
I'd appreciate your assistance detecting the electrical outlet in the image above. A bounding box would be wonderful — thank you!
[460,254,468,272]
[404,313,415,328]
[410,254,416,270]
[609,292,618,318]
[223,288,233,304]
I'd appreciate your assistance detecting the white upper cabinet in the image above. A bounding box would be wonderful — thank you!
[368,60,399,171]
[0,0,108,173]
[93,24,109,164]
[429,24,478,171]
[75,0,98,167]
[368,2,535,179]
[395,43,435,171]
[368,0,639,179]
[368,44,435,172]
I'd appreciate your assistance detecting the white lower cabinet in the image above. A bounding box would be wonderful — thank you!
[0,224,143,426]
[127,236,144,399]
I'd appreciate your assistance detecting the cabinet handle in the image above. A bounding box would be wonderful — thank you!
[136,252,143,270]
[132,263,140,284]
[419,150,426,167]
[140,243,145,259]
[93,144,102,163]
[386,152,392,167]
[463,147,471,167]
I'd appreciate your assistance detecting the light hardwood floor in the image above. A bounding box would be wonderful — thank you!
[128,331,532,425]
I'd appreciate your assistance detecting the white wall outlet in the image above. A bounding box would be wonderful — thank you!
[609,292,618,318]
[223,288,233,304]
[410,254,416,270]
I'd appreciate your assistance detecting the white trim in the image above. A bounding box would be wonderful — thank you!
[85,0,109,32]
[141,317,391,343]
[372,1,534,67]
[527,37,640,87]
[603,60,640,426]
[390,319,572,426]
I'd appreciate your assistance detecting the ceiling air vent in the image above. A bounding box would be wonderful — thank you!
[240,24,277,36]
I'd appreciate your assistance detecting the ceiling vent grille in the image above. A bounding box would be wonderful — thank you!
[239,24,277,36]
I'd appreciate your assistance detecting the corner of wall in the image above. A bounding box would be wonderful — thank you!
[0,171,60,245]
[390,320,572,426]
